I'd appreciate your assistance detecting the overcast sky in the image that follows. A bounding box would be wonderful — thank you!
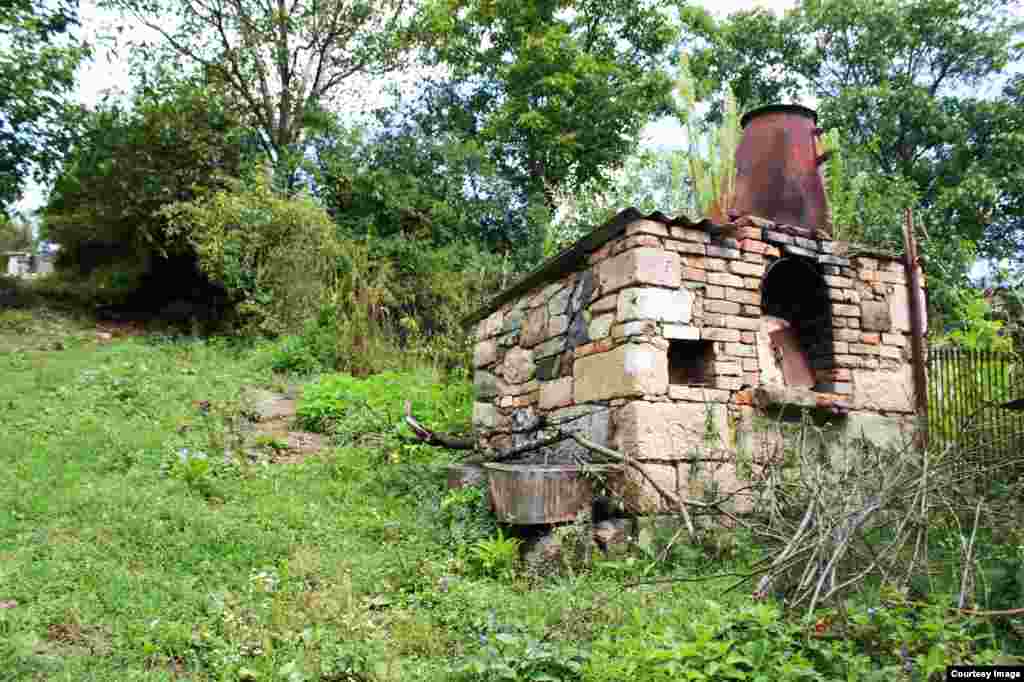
[16,0,796,215]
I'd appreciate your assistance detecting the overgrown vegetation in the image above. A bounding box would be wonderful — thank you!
[1,311,1021,680]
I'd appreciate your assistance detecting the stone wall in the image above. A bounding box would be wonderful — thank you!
[471,212,925,513]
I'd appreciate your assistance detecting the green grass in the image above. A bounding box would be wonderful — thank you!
[0,307,1015,681]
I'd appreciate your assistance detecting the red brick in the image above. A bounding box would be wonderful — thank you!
[665,240,706,255]
[740,332,756,344]
[707,272,744,288]
[703,327,741,342]
[729,260,766,277]
[726,288,760,305]
[734,389,754,406]
[574,338,615,358]
[734,226,762,241]
[861,333,880,345]
[682,267,706,282]
[706,299,741,315]
[725,315,760,331]
[739,238,766,253]
[703,257,727,272]
[764,245,781,258]
[704,285,725,299]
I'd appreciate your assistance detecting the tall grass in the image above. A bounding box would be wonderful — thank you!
[675,56,741,221]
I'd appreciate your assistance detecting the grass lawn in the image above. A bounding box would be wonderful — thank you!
[0,307,1014,681]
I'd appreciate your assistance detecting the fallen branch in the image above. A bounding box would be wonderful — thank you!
[403,400,475,450]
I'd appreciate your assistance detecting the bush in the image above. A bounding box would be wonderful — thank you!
[162,174,344,336]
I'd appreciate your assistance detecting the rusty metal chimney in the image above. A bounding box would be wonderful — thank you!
[732,104,830,233]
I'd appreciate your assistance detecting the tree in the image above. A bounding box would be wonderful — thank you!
[104,0,416,174]
[425,0,678,211]
[0,0,89,208]
[43,75,249,304]
[309,81,545,260]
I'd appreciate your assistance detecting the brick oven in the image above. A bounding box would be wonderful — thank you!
[464,105,927,514]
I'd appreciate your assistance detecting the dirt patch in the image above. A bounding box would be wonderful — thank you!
[95,319,148,341]
[240,387,328,464]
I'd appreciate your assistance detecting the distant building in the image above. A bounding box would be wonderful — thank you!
[3,245,58,278]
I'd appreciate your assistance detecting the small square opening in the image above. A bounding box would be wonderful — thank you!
[668,339,715,386]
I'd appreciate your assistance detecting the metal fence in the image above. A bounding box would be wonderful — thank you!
[927,347,1024,474]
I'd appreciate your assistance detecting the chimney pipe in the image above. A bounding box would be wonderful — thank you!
[732,104,830,233]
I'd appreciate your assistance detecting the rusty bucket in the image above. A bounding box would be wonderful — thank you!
[484,463,622,525]
[733,104,830,233]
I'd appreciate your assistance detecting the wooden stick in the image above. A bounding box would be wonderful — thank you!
[403,400,475,450]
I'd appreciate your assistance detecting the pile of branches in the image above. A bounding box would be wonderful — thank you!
[406,402,1024,616]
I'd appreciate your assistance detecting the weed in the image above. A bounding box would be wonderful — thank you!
[469,528,522,580]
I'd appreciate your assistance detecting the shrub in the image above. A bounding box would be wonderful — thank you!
[162,173,350,336]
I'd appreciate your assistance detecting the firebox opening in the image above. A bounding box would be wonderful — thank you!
[669,339,716,386]
[761,257,833,387]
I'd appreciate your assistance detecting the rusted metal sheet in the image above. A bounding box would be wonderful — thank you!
[768,324,815,388]
[484,463,622,525]
[733,104,830,233]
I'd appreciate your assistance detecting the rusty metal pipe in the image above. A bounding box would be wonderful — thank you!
[733,104,830,233]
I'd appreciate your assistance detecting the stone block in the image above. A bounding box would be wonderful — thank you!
[860,300,891,332]
[539,377,574,410]
[473,402,499,429]
[852,367,914,413]
[617,287,693,323]
[475,371,504,400]
[882,333,906,346]
[783,244,817,258]
[574,343,668,402]
[520,306,549,348]
[474,340,498,368]
[763,230,793,244]
[591,293,617,313]
[535,335,567,359]
[615,400,729,461]
[588,313,614,340]
[599,247,681,293]
[478,311,503,340]
[536,356,560,381]
[704,285,725,299]
[502,306,524,333]
[503,347,536,384]
[703,257,727,272]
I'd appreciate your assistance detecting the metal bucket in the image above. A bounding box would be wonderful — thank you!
[484,463,622,525]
